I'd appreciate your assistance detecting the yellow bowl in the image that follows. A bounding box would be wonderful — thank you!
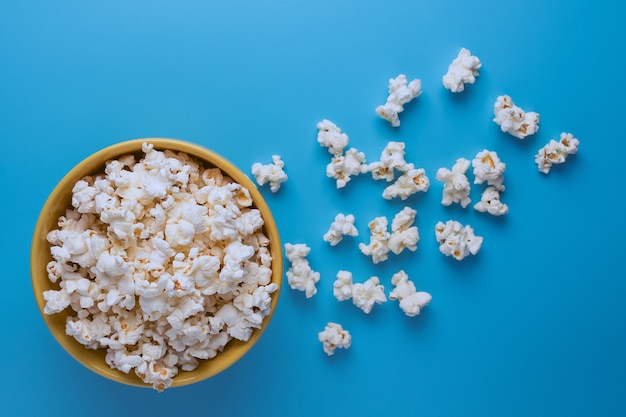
[30,138,283,389]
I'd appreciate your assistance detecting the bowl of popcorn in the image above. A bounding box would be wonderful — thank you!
[30,138,283,391]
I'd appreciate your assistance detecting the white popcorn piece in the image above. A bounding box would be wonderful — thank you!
[493,95,540,139]
[435,220,483,261]
[367,141,409,181]
[43,143,278,391]
[442,48,482,93]
[351,276,387,314]
[382,165,430,200]
[323,213,358,246]
[317,119,349,156]
[435,158,472,208]
[389,270,432,317]
[326,148,368,189]
[388,207,419,255]
[333,270,354,302]
[472,150,506,191]
[359,207,419,263]
[376,74,422,127]
[358,216,391,264]
[284,243,320,298]
[474,186,509,216]
[535,132,580,174]
[318,322,352,356]
[251,155,287,192]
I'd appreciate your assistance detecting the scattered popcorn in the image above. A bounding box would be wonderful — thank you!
[332,272,386,313]
[535,132,580,174]
[358,216,390,264]
[382,165,430,200]
[388,207,419,255]
[351,276,387,314]
[368,141,409,181]
[434,220,483,261]
[493,95,539,139]
[323,213,358,246]
[318,322,352,356]
[284,243,320,298]
[251,155,288,192]
[358,207,419,263]
[472,149,506,191]
[326,148,369,188]
[44,142,278,391]
[333,270,354,302]
[474,186,509,216]
[389,271,431,317]
[375,74,422,127]
[435,158,472,208]
[442,48,481,93]
[317,119,349,156]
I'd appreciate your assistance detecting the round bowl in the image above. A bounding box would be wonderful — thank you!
[31,138,283,389]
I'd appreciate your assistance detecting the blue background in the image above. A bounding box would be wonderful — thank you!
[2,1,625,416]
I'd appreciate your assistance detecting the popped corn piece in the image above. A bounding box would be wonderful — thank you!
[251,155,287,192]
[442,47,481,93]
[358,216,391,264]
[376,74,422,127]
[351,276,387,314]
[284,243,320,298]
[389,270,431,317]
[333,270,354,301]
[367,141,409,181]
[316,119,349,156]
[474,186,509,216]
[434,220,483,261]
[435,158,472,208]
[493,95,540,139]
[326,148,368,188]
[323,213,358,246]
[535,132,580,174]
[382,165,430,200]
[318,322,352,356]
[43,288,71,314]
[388,207,419,255]
[472,150,506,191]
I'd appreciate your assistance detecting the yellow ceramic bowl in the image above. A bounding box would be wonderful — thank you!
[30,138,282,388]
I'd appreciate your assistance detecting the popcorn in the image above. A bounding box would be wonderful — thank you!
[382,165,430,200]
[434,220,483,261]
[359,207,419,263]
[472,149,506,191]
[251,155,288,192]
[535,132,580,174]
[326,148,369,188]
[323,213,358,246]
[351,276,387,314]
[367,141,409,181]
[493,95,540,139]
[332,272,386,313]
[317,119,349,156]
[284,243,320,298]
[358,216,390,264]
[389,271,432,317]
[435,158,472,208]
[318,322,352,355]
[442,48,481,93]
[376,74,422,127]
[43,143,278,391]
[474,186,509,216]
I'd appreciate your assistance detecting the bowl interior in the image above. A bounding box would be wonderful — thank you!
[31,138,283,388]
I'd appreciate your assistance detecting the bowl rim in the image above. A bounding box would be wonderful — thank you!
[30,138,283,388]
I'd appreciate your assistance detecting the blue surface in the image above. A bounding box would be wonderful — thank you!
[2,1,625,416]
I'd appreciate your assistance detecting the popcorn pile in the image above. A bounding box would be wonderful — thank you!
[43,143,278,391]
